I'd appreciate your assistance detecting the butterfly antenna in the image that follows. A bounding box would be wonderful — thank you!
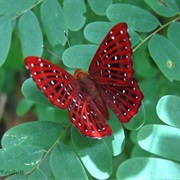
[42,45,63,61]
[64,31,78,69]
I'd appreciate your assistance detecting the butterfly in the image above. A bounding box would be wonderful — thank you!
[25,23,143,139]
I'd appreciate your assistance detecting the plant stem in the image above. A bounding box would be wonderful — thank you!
[10,0,43,22]
[133,15,180,52]
[26,123,71,175]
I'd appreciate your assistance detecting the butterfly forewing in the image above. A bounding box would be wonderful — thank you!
[25,56,79,109]
[99,78,143,123]
[68,92,112,138]
[88,23,133,86]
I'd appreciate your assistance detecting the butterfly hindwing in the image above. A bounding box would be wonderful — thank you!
[88,23,133,86]
[98,78,143,123]
[68,91,112,138]
[25,56,79,109]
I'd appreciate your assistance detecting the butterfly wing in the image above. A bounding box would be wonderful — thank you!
[88,23,143,123]
[25,56,79,109]
[98,78,143,123]
[68,91,112,138]
[88,23,133,86]
[25,56,112,138]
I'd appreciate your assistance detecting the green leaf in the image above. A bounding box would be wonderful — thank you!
[6,174,27,180]
[21,78,52,107]
[0,145,44,177]
[139,79,161,124]
[117,157,180,179]
[50,143,88,179]
[16,98,34,116]
[63,0,86,31]
[89,0,112,15]
[0,0,37,14]
[168,21,180,50]
[36,104,68,123]
[156,95,180,128]
[72,127,112,179]
[123,104,145,130]
[138,124,180,161]
[2,121,63,150]
[40,0,67,46]
[84,22,114,44]
[28,168,47,179]
[133,50,159,78]
[84,21,140,47]
[106,3,160,32]
[0,14,15,26]
[131,144,155,158]
[148,34,180,82]
[145,0,179,17]
[62,45,97,70]
[0,21,12,66]
[18,10,43,57]
[39,151,55,179]
[103,111,125,156]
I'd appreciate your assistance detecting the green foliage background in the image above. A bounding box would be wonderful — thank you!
[0,0,180,179]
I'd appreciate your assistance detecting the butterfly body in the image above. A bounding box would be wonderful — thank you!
[25,23,143,138]
[74,69,110,120]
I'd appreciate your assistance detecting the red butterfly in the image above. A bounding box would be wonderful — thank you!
[25,23,143,139]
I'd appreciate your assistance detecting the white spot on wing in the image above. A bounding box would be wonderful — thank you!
[97,61,100,66]
[111,36,115,40]
[79,94,83,99]
[64,75,68,79]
